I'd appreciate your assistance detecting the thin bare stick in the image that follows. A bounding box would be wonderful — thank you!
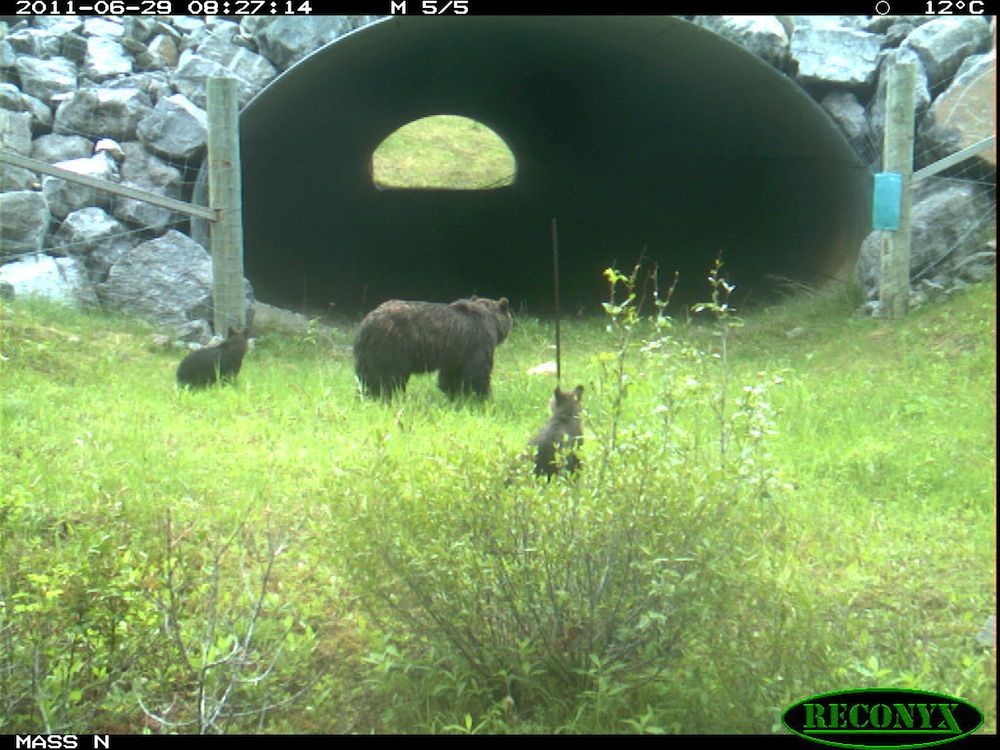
[551,218,562,385]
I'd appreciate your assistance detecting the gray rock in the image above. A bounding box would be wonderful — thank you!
[251,300,314,335]
[792,16,869,31]
[902,16,991,90]
[14,56,78,103]
[883,21,916,49]
[0,164,39,192]
[105,72,173,103]
[820,91,874,163]
[911,180,995,282]
[83,17,125,39]
[5,28,63,58]
[113,141,183,231]
[224,47,278,103]
[791,26,884,88]
[147,34,180,68]
[53,87,153,141]
[856,229,885,302]
[0,39,16,69]
[59,33,88,66]
[252,16,355,70]
[104,230,213,326]
[171,49,276,108]
[950,249,996,284]
[190,21,241,62]
[693,16,791,71]
[0,85,54,131]
[0,192,50,258]
[866,16,931,34]
[0,108,32,154]
[0,110,36,190]
[42,152,119,220]
[0,253,97,306]
[103,229,253,328]
[176,318,215,345]
[136,93,208,161]
[83,36,134,81]
[169,16,207,36]
[31,133,93,163]
[122,17,160,44]
[856,178,995,300]
[31,17,83,36]
[51,207,133,288]
[170,52,227,109]
[918,49,995,170]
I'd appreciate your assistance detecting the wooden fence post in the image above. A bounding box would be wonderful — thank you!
[879,61,916,320]
[207,76,246,334]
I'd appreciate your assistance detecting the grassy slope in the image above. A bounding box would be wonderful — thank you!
[371,115,516,190]
[0,278,995,733]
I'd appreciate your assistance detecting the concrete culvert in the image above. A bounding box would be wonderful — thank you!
[202,15,873,314]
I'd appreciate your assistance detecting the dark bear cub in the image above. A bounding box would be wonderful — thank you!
[354,295,512,399]
[530,385,584,479]
[176,327,249,389]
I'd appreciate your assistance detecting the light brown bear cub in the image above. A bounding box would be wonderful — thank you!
[530,385,584,479]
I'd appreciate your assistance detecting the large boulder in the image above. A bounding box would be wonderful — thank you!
[31,133,93,163]
[41,152,119,220]
[693,16,791,71]
[0,109,38,191]
[0,191,50,258]
[0,253,97,306]
[53,87,153,142]
[13,56,78,103]
[856,178,996,301]
[790,24,883,88]
[103,230,253,329]
[135,93,208,161]
[902,16,992,90]
[113,141,183,231]
[820,91,875,164]
[918,50,996,169]
[51,207,133,289]
[83,36,134,81]
[0,83,53,131]
[251,16,356,70]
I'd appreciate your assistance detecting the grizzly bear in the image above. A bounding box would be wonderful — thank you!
[530,385,584,479]
[354,295,512,399]
[176,327,249,389]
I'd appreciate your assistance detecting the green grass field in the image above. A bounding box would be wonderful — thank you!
[371,115,516,190]
[0,272,994,734]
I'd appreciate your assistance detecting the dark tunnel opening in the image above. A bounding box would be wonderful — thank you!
[217,16,873,316]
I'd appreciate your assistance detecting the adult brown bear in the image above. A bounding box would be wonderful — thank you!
[353,296,512,399]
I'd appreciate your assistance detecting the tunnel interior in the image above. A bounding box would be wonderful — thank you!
[235,16,873,315]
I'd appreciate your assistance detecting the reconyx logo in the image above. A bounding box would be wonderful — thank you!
[782,689,984,749]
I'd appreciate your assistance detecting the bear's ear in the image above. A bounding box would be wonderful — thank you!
[573,385,584,400]
[499,297,510,313]
[227,326,238,337]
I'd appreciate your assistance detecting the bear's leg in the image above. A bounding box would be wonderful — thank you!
[437,367,465,397]
[460,351,494,397]
[359,371,409,399]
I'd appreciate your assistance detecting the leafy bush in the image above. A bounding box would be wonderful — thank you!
[332,261,812,730]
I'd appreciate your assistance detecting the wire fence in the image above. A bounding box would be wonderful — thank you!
[1,76,246,337]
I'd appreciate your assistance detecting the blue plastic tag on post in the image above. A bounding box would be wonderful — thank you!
[872,172,903,230]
